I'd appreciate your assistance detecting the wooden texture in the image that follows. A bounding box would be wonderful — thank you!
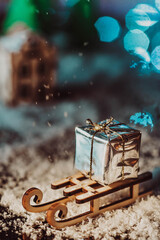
[22,171,152,229]
[22,187,75,213]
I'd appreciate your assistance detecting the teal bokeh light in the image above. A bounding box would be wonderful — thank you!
[151,45,160,70]
[135,4,159,24]
[126,8,150,32]
[126,4,159,32]
[134,47,150,63]
[151,31,160,50]
[65,0,80,7]
[124,30,150,52]
[155,0,160,12]
[94,16,120,42]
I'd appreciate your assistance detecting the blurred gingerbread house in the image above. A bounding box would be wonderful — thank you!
[0,0,57,105]
[0,29,57,104]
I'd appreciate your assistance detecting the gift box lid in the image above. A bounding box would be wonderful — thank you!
[76,119,140,143]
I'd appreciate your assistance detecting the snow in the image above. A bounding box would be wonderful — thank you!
[0,100,160,239]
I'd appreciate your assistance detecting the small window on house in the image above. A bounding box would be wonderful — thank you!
[19,64,31,78]
[19,85,31,99]
[37,62,46,76]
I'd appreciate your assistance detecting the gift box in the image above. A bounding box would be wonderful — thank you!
[74,118,141,185]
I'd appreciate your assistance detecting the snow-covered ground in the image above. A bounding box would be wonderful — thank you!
[0,98,160,239]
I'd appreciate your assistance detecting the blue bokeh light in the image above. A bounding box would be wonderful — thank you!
[58,55,83,83]
[64,0,80,7]
[58,53,125,84]
[155,0,160,12]
[126,4,159,32]
[52,32,69,49]
[124,30,150,52]
[94,16,120,42]
[134,47,150,63]
[151,45,160,70]
[90,54,125,80]
[124,2,160,71]
[126,8,150,32]
[135,4,159,24]
[151,31,160,50]
[130,112,154,130]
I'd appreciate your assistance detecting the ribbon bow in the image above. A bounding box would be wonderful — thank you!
[85,117,125,180]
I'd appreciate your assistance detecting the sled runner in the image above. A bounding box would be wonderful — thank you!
[22,171,152,229]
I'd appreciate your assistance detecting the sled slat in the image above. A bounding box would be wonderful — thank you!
[64,179,97,196]
[51,172,84,189]
[76,172,152,203]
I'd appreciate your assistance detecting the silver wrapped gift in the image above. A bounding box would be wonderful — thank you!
[74,119,141,185]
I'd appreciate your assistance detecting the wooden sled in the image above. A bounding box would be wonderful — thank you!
[22,171,152,229]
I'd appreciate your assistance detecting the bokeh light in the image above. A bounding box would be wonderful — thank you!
[94,16,120,42]
[135,4,159,24]
[52,32,69,49]
[155,0,160,12]
[126,4,159,32]
[130,112,154,130]
[151,31,160,50]
[151,45,160,70]
[126,8,150,32]
[64,0,80,8]
[58,53,125,84]
[125,2,160,70]
[90,54,125,80]
[56,10,70,25]
[134,47,150,63]
[58,55,83,83]
[124,29,150,52]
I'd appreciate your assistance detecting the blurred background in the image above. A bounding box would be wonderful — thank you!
[0,0,159,146]
[1,2,160,239]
